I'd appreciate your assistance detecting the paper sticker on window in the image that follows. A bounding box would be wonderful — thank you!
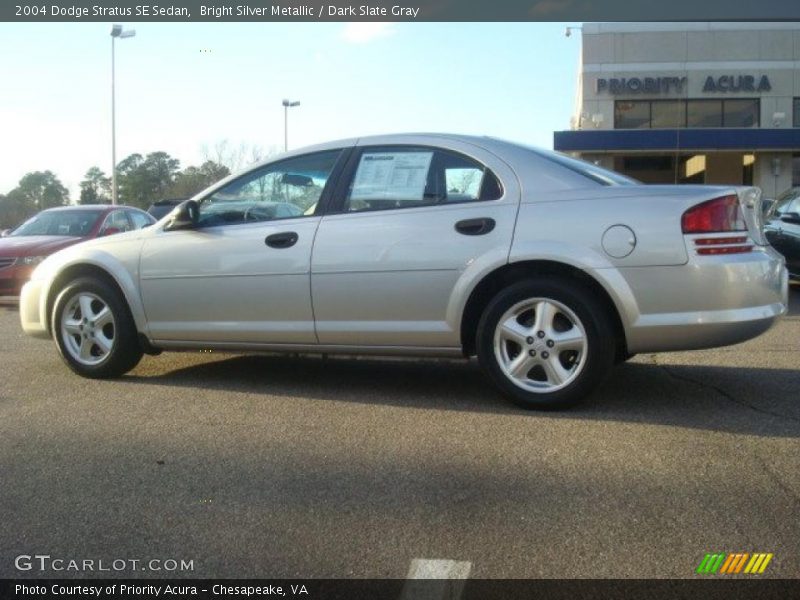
[351,152,433,201]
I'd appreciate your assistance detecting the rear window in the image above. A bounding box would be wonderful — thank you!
[530,149,639,186]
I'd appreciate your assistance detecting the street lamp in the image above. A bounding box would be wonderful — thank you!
[282,99,300,152]
[565,25,584,131]
[110,24,136,205]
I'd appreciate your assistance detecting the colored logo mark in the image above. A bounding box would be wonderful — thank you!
[696,553,773,575]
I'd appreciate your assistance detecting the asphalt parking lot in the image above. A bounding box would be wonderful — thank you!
[0,288,798,580]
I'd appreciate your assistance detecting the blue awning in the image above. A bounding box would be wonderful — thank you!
[553,128,800,153]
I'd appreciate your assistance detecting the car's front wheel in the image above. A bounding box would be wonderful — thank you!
[52,277,143,378]
[477,278,616,410]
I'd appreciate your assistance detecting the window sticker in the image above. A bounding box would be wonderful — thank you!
[351,152,433,201]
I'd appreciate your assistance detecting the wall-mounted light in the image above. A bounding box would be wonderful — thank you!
[591,113,604,128]
[772,112,786,128]
[772,157,781,176]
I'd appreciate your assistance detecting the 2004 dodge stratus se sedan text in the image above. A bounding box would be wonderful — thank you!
[19,134,789,409]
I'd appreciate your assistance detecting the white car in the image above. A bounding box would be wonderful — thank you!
[19,134,788,409]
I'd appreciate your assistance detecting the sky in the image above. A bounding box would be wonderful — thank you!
[0,22,581,198]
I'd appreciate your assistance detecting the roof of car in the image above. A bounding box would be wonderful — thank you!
[43,204,143,212]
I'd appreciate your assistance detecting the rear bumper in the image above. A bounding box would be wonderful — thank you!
[617,247,788,353]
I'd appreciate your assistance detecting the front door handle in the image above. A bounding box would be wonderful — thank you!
[455,218,495,236]
[265,232,298,249]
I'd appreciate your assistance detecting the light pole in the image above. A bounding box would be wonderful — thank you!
[110,24,135,205]
[282,99,300,152]
[565,26,584,130]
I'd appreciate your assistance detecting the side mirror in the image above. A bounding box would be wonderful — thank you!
[102,226,122,236]
[164,200,199,231]
[780,212,800,225]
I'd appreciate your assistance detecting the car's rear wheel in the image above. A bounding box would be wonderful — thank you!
[52,277,143,378]
[477,278,616,410]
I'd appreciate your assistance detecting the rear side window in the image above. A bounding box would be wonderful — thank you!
[343,147,502,213]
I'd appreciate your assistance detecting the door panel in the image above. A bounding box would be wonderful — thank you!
[311,141,520,347]
[313,205,517,346]
[140,218,320,343]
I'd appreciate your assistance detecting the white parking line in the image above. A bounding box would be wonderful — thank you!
[400,558,472,600]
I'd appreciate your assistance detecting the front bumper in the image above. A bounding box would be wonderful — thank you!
[618,247,788,353]
[0,263,34,296]
[19,278,49,339]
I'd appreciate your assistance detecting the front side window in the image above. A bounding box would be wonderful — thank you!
[343,147,502,213]
[128,210,155,229]
[101,210,132,234]
[771,189,800,218]
[197,150,341,227]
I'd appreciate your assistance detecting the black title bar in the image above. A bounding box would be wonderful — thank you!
[3,0,800,22]
[3,579,800,600]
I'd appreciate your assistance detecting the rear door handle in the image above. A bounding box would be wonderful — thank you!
[455,218,495,236]
[265,232,298,248]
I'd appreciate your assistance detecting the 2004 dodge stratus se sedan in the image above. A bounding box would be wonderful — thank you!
[19,134,789,409]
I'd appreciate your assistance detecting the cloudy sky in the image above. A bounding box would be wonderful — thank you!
[0,22,580,197]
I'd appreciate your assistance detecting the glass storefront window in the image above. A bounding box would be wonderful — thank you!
[614,99,760,129]
[615,101,650,129]
[723,99,759,127]
[687,100,722,128]
[651,101,685,128]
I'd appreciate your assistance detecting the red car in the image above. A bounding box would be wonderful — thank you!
[0,204,155,296]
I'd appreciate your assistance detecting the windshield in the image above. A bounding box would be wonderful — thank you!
[11,209,105,237]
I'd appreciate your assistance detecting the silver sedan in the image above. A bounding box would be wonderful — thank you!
[19,134,789,409]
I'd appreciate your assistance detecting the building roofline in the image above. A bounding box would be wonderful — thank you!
[583,22,800,35]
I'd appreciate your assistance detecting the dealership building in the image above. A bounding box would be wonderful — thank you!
[554,23,800,198]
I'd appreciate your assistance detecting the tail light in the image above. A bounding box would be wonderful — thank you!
[682,195,752,255]
[682,195,746,233]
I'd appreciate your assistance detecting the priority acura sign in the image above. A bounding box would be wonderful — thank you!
[596,74,773,95]
[596,76,688,95]
[702,75,772,92]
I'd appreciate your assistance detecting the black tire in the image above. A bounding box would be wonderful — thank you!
[52,277,143,378]
[476,277,616,410]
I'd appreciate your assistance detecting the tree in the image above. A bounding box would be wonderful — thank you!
[0,171,68,228]
[201,139,276,172]
[15,171,69,211]
[79,167,111,204]
[117,152,181,209]
[0,189,35,229]
[168,161,230,198]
